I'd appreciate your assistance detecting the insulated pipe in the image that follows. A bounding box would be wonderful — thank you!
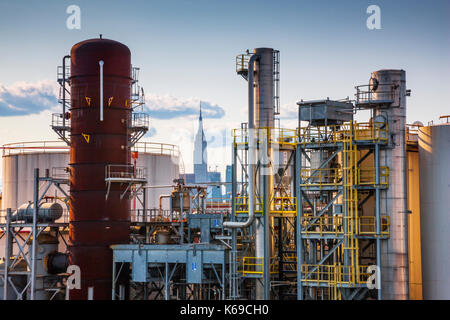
[62,55,70,137]
[224,54,259,229]
[159,195,171,214]
[99,60,104,121]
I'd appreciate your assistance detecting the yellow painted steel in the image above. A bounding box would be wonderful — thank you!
[235,196,297,216]
[301,264,373,286]
[358,216,390,236]
[300,215,390,236]
[407,148,423,300]
[357,167,389,186]
[299,121,390,297]
[300,168,342,187]
[342,134,359,286]
[300,166,389,187]
[232,127,297,146]
[240,256,278,277]
[230,121,392,298]
[234,196,263,215]
[297,121,388,146]
[235,53,250,73]
[300,215,344,236]
[270,196,296,216]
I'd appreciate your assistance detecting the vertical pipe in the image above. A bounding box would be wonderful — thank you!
[278,217,283,285]
[180,193,184,244]
[374,69,409,300]
[99,60,104,121]
[3,209,11,300]
[165,262,169,300]
[263,172,270,299]
[119,285,125,300]
[231,145,238,299]
[296,144,303,300]
[143,188,147,224]
[30,168,39,300]
[88,287,94,300]
[222,257,225,300]
[375,143,382,299]
[223,53,259,229]
[112,262,116,300]
[253,48,275,300]
[62,55,70,137]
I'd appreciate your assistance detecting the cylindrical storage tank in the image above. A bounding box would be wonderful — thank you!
[132,143,180,210]
[1,142,179,216]
[1,145,69,211]
[68,38,132,300]
[14,202,63,222]
[418,123,450,299]
[372,69,409,300]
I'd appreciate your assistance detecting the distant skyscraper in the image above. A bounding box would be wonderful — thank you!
[208,170,222,200]
[225,165,232,200]
[183,104,223,201]
[193,104,208,183]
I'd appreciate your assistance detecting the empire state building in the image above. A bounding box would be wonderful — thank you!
[193,105,208,183]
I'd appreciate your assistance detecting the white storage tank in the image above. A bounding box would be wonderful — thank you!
[1,141,69,211]
[418,123,450,299]
[1,141,180,212]
[132,142,180,211]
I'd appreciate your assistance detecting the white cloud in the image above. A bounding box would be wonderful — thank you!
[0,81,59,116]
[144,93,225,119]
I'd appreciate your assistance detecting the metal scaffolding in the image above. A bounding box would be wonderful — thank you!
[0,168,70,300]
[296,110,391,299]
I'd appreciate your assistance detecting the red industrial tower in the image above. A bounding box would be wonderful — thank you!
[68,38,132,299]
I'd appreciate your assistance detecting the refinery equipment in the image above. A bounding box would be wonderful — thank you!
[418,120,450,299]
[111,178,229,300]
[1,39,448,300]
[226,48,435,300]
[0,168,70,300]
[65,38,149,299]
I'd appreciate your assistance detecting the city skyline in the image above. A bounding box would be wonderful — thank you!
[0,0,449,182]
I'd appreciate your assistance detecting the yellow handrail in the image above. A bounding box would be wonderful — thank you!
[297,121,388,145]
[234,196,264,215]
[270,196,297,215]
[240,256,278,276]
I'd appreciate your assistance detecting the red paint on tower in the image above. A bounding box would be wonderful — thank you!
[68,38,131,300]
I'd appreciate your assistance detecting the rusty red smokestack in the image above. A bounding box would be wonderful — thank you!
[68,38,131,299]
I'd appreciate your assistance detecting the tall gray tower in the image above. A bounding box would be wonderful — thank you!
[194,104,208,183]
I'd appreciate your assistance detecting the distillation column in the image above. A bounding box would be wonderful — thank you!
[253,48,275,300]
[68,38,132,299]
[372,69,409,300]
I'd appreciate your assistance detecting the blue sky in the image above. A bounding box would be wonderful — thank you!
[0,0,449,177]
